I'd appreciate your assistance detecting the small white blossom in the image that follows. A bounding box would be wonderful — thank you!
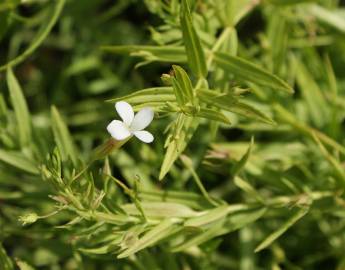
[107,101,154,143]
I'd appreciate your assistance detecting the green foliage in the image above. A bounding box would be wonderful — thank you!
[1,0,345,269]
[6,68,32,147]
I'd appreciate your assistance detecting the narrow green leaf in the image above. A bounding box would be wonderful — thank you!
[199,89,275,124]
[101,45,187,63]
[180,0,207,77]
[172,219,226,252]
[294,58,329,127]
[0,93,8,119]
[223,0,258,26]
[0,243,14,270]
[159,115,198,180]
[0,0,66,71]
[214,52,294,94]
[184,204,249,227]
[51,106,78,165]
[122,202,198,218]
[0,149,38,174]
[273,104,345,155]
[14,260,35,270]
[196,108,231,125]
[267,10,288,73]
[231,137,254,176]
[180,155,219,206]
[230,102,275,125]
[106,87,175,104]
[7,68,32,147]
[117,219,177,258]
[309,4,345,33]
[172,65,195,105]
[312,133,345,186]
[172,207,266,252]
[234,177,264,203]
[255,207,308,252]
[79,238,121,255]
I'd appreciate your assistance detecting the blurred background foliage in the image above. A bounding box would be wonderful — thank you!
[1,0,345,269]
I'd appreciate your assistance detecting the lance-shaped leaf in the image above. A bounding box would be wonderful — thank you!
[106,87,175,104]
[51,106,78,165]
[159,115,199,180]
[255,207,309,252]
[13,260,35,270]
[118,219,178,258]
[199,89,274,124]
[309,4,345,33]
[180,0,207,78]
[7,68,32,147]
[101,45,187,63]
[196,107,230,125]
[312,134,345,187]
[0,244,14,270]
[79,237,122,255]
[172,207,266,252]
[214,52,294,94]
[231,137,254,177]
[267,10,288,73]
[184,204,250,227]
[0,149,39,174]
[0,93,7,118]
[219,0,258,27]
[294,58,329,128]
[172,65,195,106]
[121,202,198,218]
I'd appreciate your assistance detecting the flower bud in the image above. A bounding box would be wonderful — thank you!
[18,213,38,226]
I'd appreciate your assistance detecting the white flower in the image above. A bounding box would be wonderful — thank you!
[107,101,154,143]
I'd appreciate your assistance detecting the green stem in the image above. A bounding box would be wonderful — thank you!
[72,137,130,182]
[206,27,232,69]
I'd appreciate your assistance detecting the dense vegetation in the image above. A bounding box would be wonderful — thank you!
[1,0,345,269]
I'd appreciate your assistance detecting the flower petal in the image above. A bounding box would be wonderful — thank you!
[115,101,134,126]
[107,120,131,140]
[133,130,154,143]
[130,107,154,131]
